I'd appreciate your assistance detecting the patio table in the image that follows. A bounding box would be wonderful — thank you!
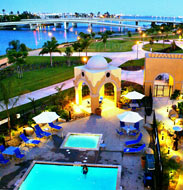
[122,126,136,134]
[2,146,18,156]
[173,126,183,132]
[129,103,139,108]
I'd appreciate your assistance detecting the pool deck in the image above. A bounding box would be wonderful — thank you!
[0,106,150,190]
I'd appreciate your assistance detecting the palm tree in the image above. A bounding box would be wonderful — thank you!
[6,40,20,52]
[65,47,73,66]
[0,82,19,139]
[149,38,154,52]
[79,32,92,56]
[2,9,5,15]
[39,37,61,67]
[98,31,112,51]
[7,40,28,78]
[7,50,28,78]
[91,32,96,39]
[72,41,83,57]
[55,83,67,109]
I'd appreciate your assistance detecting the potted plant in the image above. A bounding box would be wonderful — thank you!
[117,101,123,109]
[95,108,102,116]
[141,153,146,169]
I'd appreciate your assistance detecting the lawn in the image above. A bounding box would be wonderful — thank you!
[0,56,111,100]
[60,40,135,52]
[143,43,171,52]
[120,58,145,68]
[87,40,134,52]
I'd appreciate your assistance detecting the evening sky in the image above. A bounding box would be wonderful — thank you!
[1,0,182,17]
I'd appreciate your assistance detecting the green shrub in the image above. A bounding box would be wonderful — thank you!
[178,102,183,115]
[170,90,180,100]
[58,110,69,121]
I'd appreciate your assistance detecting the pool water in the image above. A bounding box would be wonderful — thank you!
[63,133,101,149]
[19,163,118,190]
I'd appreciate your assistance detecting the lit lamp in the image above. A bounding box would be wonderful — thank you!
[82,57,88,64]
[142,33,146,46]
[77,36,80,41]
[136,41,139,59]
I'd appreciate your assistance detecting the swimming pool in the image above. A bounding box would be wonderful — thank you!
[60,133,103,150]
[15,161,121,190]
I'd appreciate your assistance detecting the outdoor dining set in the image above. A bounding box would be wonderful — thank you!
[116,110,146,153]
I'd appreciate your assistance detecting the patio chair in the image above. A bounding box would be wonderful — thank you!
[14,148,25,159]
[48,123,62,130]
[125,133,143,146]
[19,134,41,146]
[0,153,9,164]
[34,125,51,137]
[134,122,140,131]
[120,121,125,128]
[129,131,139,136]
[0,145,5,152]
[124,143,146,153]
[116,129,124,136]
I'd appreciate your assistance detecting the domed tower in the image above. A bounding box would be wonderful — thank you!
[74,55,121,114]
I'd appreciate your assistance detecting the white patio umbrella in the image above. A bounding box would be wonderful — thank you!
[33,112,60,124]
[122,91,145,100]
[117,111,144,123]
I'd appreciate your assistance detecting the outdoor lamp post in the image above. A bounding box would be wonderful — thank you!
[136,41,139,59]
[142,33,146,46]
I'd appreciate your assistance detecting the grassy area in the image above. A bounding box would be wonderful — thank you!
[88,40,134,52]
[0,56,111,100]
[120,58,145,68]
[0,55,6,59]
[60,40,135,52]
[0,87,75,119]
[143,43,171,52]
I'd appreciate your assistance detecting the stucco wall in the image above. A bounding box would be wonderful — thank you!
[144,53,183,96]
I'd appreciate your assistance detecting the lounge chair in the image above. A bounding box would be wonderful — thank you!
[34,129,45,139]
[0,154,9,164]
[0,145,5,152]
[19,134,41,146]
[34,125,51,137]
[14,148,25,159]
[125,133,143,146]
[116,129,124,136]
[124,143,146,153]
[48,123,62,130]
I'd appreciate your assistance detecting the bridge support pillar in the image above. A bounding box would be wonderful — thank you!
[72,23,77,27]
[88,23,92,29]
[29,24,36,30]
[54,23,59,27]
[135,21,138,32]
[64,22,69,30]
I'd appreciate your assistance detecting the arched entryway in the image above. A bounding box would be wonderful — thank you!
[154,73,174,97]
[97,82,116,110]
[74,55,121,114]
[75,80,91,105]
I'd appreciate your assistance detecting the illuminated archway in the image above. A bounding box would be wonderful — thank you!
[144,53,183,96]
[153,73,174,97]
[74,55,121,114]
